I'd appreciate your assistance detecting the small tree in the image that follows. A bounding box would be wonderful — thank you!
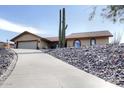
[111,31,122,45]
[89,6,124,45]
[89,5,124,23]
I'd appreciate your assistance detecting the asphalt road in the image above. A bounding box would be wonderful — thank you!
[0,49,120,88]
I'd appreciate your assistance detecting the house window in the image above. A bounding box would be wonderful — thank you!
[74,40,81,48]
[90,38,96,46]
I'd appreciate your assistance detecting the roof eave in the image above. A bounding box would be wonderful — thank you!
[10,31,51,42]
[66,35,113,40]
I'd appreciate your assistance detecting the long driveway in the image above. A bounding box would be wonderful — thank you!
[1,49,120,88]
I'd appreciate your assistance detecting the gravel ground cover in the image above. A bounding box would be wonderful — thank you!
[0,48,15,77]
[43,44,124,88]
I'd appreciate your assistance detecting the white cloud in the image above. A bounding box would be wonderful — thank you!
[0,18,42,34]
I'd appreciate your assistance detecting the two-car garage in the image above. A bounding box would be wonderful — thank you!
[11,31,50,49]
[17,41,38,49]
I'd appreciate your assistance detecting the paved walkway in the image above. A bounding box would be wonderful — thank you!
[0,49,120,88]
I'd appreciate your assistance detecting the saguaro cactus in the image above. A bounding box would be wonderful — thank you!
[58,8,68,48]
[59,9,62,48]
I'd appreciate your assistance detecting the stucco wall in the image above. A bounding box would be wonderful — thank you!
[67,37,109,47]
[14,33,49,49]
[13,32,110,49]
[39,39,49,49]
[96,37,109,45]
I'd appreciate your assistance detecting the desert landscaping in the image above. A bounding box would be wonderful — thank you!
[0,48,17,84]
[0,5,124,88]
[43,44,124,88]
[1,44,124,87]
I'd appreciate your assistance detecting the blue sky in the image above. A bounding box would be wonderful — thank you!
[0,5,124,42]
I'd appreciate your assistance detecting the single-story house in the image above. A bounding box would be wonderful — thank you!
[5,42,15,48]
[0,40,5,48]
[0,40,14,48]
[10,30,113,49]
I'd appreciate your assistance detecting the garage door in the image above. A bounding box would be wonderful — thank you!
[18,41,37,49]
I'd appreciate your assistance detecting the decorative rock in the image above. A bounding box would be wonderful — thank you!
[43,44,124,88]
[0,49,15,77]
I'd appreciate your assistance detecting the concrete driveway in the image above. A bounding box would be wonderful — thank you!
[0,49,120,88]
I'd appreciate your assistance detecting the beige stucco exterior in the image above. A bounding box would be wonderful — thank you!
[11,31,111,49]
[67,37,109,47]
[39,39,49,49]
[13,33,49,49]
[95,37,109,45]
